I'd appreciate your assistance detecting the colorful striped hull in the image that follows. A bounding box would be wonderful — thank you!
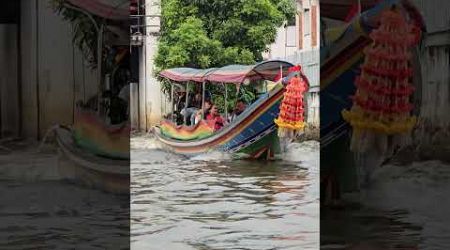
[154,85,285,159]
[55,127,129,194]
[160,120,214,140]
[73,110,130,160]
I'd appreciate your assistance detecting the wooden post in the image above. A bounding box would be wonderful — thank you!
[97,24,103,115]
[201,81,205,120]
[224,83,228,122]
[184,82,189,124]
[280,65,283,82]
[170,82,174,122]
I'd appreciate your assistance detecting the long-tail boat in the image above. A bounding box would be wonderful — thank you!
[153,60,309,159]
[52,0,130,193]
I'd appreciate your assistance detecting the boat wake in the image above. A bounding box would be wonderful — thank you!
[189,150,233,162]
[131,134,319,249]
[0,142,63,182]
[339,160,450,249]
[283,140,320,172]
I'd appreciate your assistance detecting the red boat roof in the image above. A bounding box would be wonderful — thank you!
[159,60,294,84]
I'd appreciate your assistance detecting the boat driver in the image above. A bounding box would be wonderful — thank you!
[229,100,247,122]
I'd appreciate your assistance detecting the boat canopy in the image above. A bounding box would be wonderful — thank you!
[159,60,294,84]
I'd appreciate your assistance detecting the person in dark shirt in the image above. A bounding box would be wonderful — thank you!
[229,100,247,123]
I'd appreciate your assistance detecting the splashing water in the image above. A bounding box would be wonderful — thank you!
[131,134,319,249]
[322,159,450,249]
[36,124,61,153]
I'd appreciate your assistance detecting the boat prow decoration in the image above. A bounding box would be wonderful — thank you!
[320,0,425,149]
[320,0,425,192]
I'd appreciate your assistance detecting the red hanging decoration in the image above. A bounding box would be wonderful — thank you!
[342,7,420,153]
[275,65,309,138]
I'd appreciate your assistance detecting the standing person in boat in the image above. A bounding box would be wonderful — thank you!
[180,90,202,125]
[228,99,247,123]
[206,105,225,131]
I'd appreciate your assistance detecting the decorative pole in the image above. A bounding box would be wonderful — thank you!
[274,65,308,139]
[170,82,174,122]
[342,6,420,155]
[184,82,189,124]
[201,81,205,120]
[224,83,228,121]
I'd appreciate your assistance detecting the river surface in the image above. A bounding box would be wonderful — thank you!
[0,140,129,249]
[321,160,450,249]
[130,134,320,250]
[2,136,448,249]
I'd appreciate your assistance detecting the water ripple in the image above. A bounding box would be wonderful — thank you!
[131,136,319,249]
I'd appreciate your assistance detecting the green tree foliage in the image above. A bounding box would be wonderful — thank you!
[155,0,296,71]
[157,0,295,117]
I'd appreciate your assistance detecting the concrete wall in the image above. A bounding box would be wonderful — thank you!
[19,0,97,139]
[133,0,162,131]
[0,25,19,138]
[419,42,450,127]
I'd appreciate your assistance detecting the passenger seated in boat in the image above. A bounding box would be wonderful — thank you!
[180,91,202,125]
[206,105,225,131]
[193,100,212,125]
[228,100,247,122]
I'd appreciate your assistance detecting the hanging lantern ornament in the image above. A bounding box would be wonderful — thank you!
[275,65,309,138]
[342,6,421,154]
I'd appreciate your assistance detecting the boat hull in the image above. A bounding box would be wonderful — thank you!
[154,85,285,159]
[55,127,129,194]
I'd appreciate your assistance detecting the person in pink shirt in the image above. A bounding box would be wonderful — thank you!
[206,105,225,131]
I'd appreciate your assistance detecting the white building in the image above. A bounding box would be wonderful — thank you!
[130,0,164,131]
[264,0,320,126]
[264,0,320,59]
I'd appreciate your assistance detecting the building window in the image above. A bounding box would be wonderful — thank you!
[311,5,317,47]
[304,8,311,37]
